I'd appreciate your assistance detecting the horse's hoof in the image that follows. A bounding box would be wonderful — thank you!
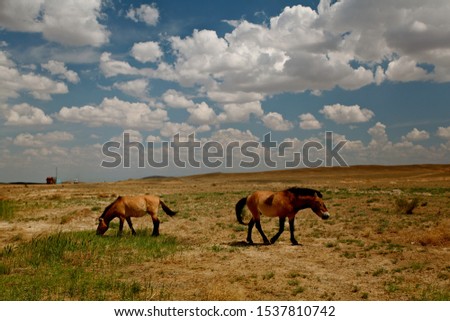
[291,240,299,245]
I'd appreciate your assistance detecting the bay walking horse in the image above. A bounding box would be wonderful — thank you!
[235,187,330,245]
[96,195,176,236]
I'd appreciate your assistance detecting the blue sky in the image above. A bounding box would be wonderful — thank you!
[0,0,449,182]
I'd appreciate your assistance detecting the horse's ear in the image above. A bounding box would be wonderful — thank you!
[314,192,318,198]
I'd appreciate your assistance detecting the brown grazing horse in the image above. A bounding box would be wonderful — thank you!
[96,195,176,236]
[235,187,330,245]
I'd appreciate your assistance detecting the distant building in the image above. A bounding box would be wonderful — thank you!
[46,177,56,184]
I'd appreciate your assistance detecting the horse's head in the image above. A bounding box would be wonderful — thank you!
[310,192,330,220]
[96,217,109,235]
[287,187,330,220]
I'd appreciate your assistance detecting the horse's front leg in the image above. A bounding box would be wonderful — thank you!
[288,217,299,245]
[270,217,285,244]
[118,217,125,236]
[126,217,137,235]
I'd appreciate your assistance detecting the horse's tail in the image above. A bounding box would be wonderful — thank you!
[235,197,248,225]
[160,200,177,217]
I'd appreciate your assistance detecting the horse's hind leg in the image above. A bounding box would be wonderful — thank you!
[126,217,137,235]
[147,211,160,236]
[247,218,255,244]
[255,219,270,245]
[270,217,286,244]
[246,218,272,245]
[152,218,160,236]
[288,217,299,245]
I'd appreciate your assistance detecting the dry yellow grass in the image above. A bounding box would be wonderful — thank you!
[1,164,449,300]
[415,219,450,246]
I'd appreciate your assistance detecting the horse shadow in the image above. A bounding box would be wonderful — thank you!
[227,241,303,247]
[228,241,258,247]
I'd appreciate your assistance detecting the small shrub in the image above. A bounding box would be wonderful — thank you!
[342,251,356,259]
[373,267,387,277]
[395,197,420,214]
[262,271,275,280]
[351,285,360,293]
[292,286,305,295]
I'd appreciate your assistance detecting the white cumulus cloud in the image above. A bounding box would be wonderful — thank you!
[0,0,109,47]
[113,78,149,100]
[0,50,68,101]
[100,52,141,78]
[261,112,293,131]
[13,131,73,147]
[368,122,389,146]
[320,104,374,124]
[436,126,450,140]
[41,60,80,84]
[187,102,217,126]
[131,41,163,63]
[126,4,159,26]
[3,103,53,126]
[57,96,167,130]
[217,101,264,123]
[403,128,430,141]
[299,113,322,130]
[209,128,258,144]
[162,89,195,109]
[160,122,196,137]
[385,56,431,82]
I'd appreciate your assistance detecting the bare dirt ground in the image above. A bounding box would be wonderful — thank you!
[1,165,449,300]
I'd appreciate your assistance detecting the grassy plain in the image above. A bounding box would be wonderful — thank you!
[1,165,449,300]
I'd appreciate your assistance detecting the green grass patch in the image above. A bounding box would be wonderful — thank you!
[406,187,450,194]
[339,238,365,247]
[0,230,180,300]
[0,199,16,221]
[415,286,450,301]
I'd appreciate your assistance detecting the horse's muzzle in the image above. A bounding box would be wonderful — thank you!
[322,212,330,220]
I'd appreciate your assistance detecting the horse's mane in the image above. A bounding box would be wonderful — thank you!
[285,187,322,198]
[100,196,121,218]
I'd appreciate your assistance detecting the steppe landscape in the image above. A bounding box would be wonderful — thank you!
[1,165,449,300]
